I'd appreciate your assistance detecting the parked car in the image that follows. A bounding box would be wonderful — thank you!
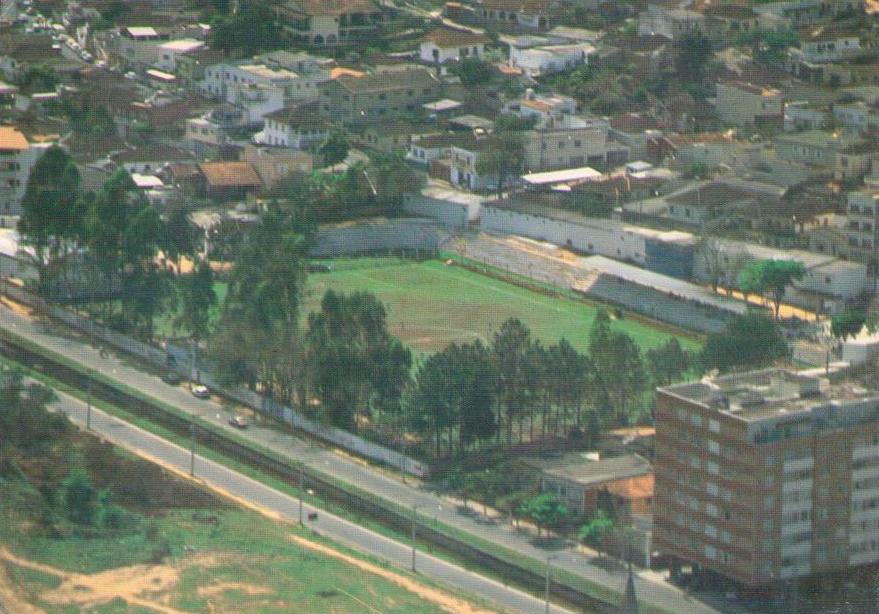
[191,384,209,398]
[229,415,248,429]
[161,371,181,385]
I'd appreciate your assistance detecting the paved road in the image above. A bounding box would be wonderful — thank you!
[47,383,572,614]
[0,301,727,614]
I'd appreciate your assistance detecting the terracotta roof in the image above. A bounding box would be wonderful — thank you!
[0,127,28,151]
[424,27,491,48]
[330,67,366,79]
[282,0,379,17]
[333,68,438,94]
[198,162,262,188]
[603,474,654,501]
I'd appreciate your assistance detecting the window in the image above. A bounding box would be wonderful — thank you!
[709,419,720,433]
[708,440,720,454]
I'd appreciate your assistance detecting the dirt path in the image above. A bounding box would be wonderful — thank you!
[0,547,184,614]
[0,560,46,614]
[287,535,498,614]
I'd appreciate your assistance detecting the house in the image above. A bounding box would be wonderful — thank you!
[185,105,246,157]
[319,67,441,126]
[509,39,595,78]
[448,137,498,191]
[774,130,860,168]
[784,101,831,132]
[834,141,879,182]
[419,28,490,64]
[241,144,313,190]
[477,0,555,31]
[154,39,205,73]
[530,453,654,518]
[522,115,628,172]
[108,26,170,70]
[637,5,704,40]
[662,179,784,228]
[276,0,386,46]
[200,62,316,105]
[197,161,263,200]
[847,189,879,270]
[0,34,81,83]
[130,173,175,207]
[358,121,430,153]
[753,0,863,28]
[503,89,576,120]
[798,34,863,64]
[254,104,331,151]
[832,101,879,133]
[703,5,759,43]
[111,145,195,175]
[715,81,783,129]
[407,132,477,166]
[174,47,226,87]
[0,127,40,215]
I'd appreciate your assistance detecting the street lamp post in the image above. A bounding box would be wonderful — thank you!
[545,554,559,614]
[411,504,423,572]
[86,369,93,430]
[189,422,196,476]
[298,464,304,525]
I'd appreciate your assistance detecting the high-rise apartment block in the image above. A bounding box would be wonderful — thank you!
[655,369,879,585]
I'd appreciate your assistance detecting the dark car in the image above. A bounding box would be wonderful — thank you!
[229,415,248,429]
[161,371,181,385]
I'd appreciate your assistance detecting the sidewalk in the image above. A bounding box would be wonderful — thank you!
[0,299,725,614]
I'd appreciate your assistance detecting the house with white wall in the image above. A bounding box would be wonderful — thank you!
[419,28,490,64]
[509,40,594,77]
[254,105,331,150]
[155,39,205,73]
[0,127,50,215]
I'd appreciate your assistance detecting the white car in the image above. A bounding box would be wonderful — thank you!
[81,51,92,62]
[191,384,210,399]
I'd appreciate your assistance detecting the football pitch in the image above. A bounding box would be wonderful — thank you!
[305,258,702,354]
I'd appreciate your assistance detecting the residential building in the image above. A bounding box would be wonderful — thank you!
[241,144,313,190]
[703,5,760,42]
[715,81,784,128]
[254,104,330,151]
[477,0,555,31]
[503,89,576,121]
[448,138,498,191]
[184,105,246,157]
[832,101,879,133]
[784,102,831,132]
[319,67,440,126]
[200,62,319,105]
[522,115,628,172]
[775,130,860,168]
[109,26,170,70]
[530,453,654,518]
[111,145,195,175]
[0,127,35,215]
[799,34,863,64]
[155,39,205,73]
[419,28,490,64]
[276,0,386,46]
[753,0,863,28]
[637,5,704,40]
[197,161,263,200]
[847,189,879,271]
[655,369,879,586]
[509,39,594,78]
[407,132,477,166]
[834,141,879,182]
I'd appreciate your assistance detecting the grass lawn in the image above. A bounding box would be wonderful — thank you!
[305,258,702,354]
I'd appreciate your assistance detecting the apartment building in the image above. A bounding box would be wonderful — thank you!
[419,28,490,64]
[637,5,704,40]
[522,115,628,172]
[847,189,879,270]
[0,126,35,215]
[319,67,440,126]
[655,369,879,586]
[715,81,784,128]
[477,0,555,31]
[255,105,330,151]
[200,62,318,104]
[276,0,386,46]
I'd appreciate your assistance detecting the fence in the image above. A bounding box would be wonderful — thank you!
[0,278,428,477]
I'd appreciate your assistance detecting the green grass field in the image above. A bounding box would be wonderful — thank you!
[305,258,702,354]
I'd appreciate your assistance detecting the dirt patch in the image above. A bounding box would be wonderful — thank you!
[287,535,497,614]
[0,547,182,614]
[197,582,273,598]
[0,562,46,614]
[0,295,34,319]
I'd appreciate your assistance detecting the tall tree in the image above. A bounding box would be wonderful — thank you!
[17,146,83,292]
[700,312,788,372]
[738,259,806,319]
[519,493,567,538]
[646,338,691,388]
[830,310,868,342]
[476,131,525,198]
[175,259,217,344]
[589,311,648,425]
[492,318,533,445]
[319,131,350,171]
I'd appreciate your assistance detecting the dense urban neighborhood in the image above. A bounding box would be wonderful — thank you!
[4,0,879,612]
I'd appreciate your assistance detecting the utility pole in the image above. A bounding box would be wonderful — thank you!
[411,504,422,572]
[298,464,304,525]
[86,369,92,430]
[189,422,196,476]
[545,554,558,614]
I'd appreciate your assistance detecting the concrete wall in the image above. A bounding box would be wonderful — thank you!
[403,194,472,230]
[311,218,446,258]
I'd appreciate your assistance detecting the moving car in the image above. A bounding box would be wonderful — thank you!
[229,415,248,429]
[191,384,209,398]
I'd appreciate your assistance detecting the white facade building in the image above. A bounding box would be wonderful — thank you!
[0,127,46,215]
[155,39,205,72]
[509,42,594,78]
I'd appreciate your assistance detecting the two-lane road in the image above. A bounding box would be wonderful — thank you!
[45,384,574,614]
